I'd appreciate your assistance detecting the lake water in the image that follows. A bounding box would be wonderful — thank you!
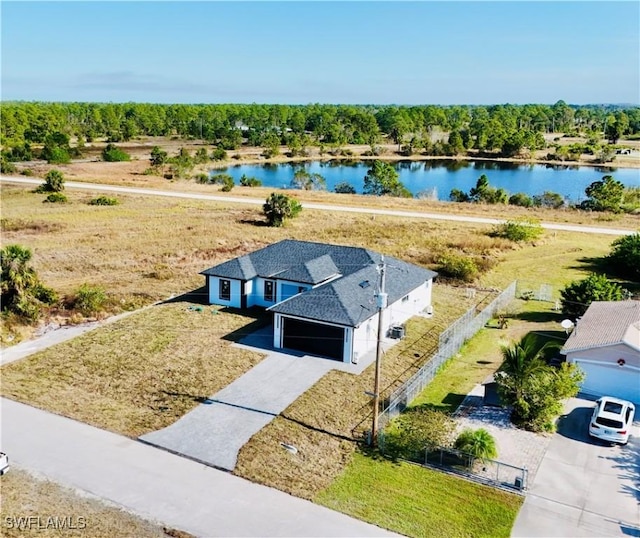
[216,160,640,202]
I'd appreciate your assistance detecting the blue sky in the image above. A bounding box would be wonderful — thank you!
[1,1,638,105]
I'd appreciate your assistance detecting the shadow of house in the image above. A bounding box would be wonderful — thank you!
[162,286,210,305]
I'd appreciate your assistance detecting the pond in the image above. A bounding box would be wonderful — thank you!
[214,160,640,202]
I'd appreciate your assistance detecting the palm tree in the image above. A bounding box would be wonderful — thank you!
[495,334,555,423]
[455,428,498,463]
[0,244,38,308]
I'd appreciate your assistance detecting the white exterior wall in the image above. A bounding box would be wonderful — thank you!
[207,276,242,308]
[351,280,433,364]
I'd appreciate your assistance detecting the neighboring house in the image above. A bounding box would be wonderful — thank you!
[561,300,640,404]
[201,239,437,363]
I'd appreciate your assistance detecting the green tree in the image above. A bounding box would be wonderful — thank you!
[263,192,302,227]
[363,161,411,197]
[291,169,326,191]
[533,191,565,209]
[581,175,625,213]
[495,335,581,431]
[454,428,498,462]
[0,244,57,321]
[560,273,624,318]
[606,233,640,281]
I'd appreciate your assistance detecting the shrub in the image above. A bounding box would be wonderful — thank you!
[1,159,17,174]
[36,169,65,193]
[533,191,565,209]
[560,273,625,318]
[263,192,302,227]
[20,168,34,176]
[508,192,533,207]
[606,233,640,281]
[43,192,68,203]
[43,146,71,164]
[89,196,119,206]
[383,408,455,462]
[102,143,131,162]
[491,218,543,242]
[437,252,479,281]
[220,176,234,192]
[334,182,356,194]
[239,174,262,187]
[454,428,498,462]
[194,173,210,184]
[73,284,107,315]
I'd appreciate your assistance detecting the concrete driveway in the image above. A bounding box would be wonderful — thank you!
[512,397,640,537]
[141,325,391,471]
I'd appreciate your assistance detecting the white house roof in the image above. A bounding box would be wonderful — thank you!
[562,300,640,354]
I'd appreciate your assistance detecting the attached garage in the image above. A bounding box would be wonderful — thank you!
[575,360,640,404]
[282,317,345,361]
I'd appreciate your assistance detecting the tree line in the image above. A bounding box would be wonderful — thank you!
[2,101,638,161]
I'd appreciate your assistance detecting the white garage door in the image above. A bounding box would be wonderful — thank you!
[575,360,640,404]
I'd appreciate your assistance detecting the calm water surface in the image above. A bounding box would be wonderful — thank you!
[216,160,640,202]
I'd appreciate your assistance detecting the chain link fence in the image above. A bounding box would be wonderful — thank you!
[377,281,517,431]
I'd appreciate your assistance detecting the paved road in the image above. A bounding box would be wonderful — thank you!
[1,176,634,236]
[0,398,397,537]
[512,397,640,537]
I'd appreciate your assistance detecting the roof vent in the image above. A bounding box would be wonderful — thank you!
[359,280,370,289]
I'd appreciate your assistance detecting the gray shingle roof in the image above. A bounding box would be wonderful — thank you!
[561,300,640,353]
[201,239,437,326]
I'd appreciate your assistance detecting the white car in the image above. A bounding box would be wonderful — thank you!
[588,397,635,445]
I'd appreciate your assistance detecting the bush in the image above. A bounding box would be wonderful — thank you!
[560,273,625,318]
[454,428,498,462]
[73,284,107,315]
[334,182,356,194]
[36,169,65,193]
[43,192,68,203]
[533,191,565,209]
[491,218,543,242]
[508,192,533,207]
[89,196,119,206]
[437,252,479,281]
[20,168,34,176]
[43,146,71,164]
[102,143,131,162]
[383,408,455,462]
[194,173,210,184]
[220,176,234,192]
[606,233,640,281]
[239,174,262,187]
[263,192,302,227]
[0,159,17,174]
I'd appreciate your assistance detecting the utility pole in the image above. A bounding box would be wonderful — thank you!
[371,256,387,447]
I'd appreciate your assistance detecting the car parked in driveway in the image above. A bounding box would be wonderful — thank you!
[588,396,635,445]
[0,452,9,475]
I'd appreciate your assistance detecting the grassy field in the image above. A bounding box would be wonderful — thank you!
[315,452,522,538]
[0,303,265,437]
[0,177,631,535]
[0,468,192,538]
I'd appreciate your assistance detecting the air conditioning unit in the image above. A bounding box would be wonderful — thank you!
[389,325,405,339]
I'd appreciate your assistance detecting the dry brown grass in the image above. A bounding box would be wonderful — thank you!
[0,468,192,538]
[0,303,265,437]
[0,171,629,501]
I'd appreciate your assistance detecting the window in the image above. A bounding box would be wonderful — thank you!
[219,279,231,301]
[298,286,306,294]
[402,295,409,303]
[264,280,275,302]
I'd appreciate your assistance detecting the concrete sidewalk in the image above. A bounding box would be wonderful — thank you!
[1,398,397,537]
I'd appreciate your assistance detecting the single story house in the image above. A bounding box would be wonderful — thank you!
[201,239,437,363]
[561,300,640,404]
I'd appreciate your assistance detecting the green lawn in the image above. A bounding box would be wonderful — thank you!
[316,452,522,538]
